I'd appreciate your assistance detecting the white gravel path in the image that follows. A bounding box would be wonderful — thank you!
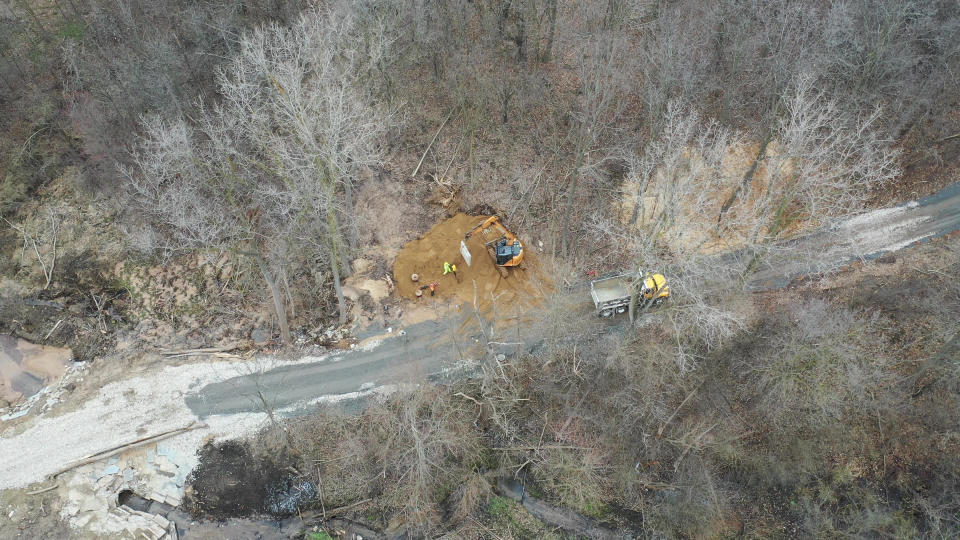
[0,356,325,490]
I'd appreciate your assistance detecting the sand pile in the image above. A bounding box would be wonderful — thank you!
[0,335,71,405]
[393,214,551,315]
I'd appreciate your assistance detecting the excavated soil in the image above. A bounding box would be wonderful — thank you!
[393,214,552,316]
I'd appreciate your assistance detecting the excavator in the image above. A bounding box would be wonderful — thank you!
[464,216,524,278]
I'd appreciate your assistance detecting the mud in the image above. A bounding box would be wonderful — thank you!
[0,335,71,404]
[187,440,296,520]
[392,213,552,317]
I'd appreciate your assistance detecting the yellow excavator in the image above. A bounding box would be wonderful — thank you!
[464,216,524,278]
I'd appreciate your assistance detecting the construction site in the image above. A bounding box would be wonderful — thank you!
[392,213,552,317]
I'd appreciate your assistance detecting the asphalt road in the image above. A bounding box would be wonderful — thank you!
[188,182,960,418]
[186,317,484,417]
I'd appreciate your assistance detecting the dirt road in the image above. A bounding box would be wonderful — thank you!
[746,182,960,290]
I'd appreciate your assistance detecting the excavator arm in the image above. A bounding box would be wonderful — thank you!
[465,216,511,241]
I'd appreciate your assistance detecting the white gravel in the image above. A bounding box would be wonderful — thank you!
[0,356,329,490]
[835,205,935,257]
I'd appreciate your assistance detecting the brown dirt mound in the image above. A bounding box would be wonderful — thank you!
[393,214,552,315]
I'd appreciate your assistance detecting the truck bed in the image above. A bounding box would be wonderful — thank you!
[590,275,631,305]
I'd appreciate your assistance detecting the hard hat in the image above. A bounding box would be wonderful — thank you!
[411,273,419,282]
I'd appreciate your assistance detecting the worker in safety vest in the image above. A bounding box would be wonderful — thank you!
[443,261,457,278]
[419,282,438,296]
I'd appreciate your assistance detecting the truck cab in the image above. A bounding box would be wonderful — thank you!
[590,271,669,317]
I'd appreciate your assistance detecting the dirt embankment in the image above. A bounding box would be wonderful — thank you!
[392,214,552,316]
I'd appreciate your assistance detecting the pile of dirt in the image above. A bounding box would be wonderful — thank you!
[392,214,552,316]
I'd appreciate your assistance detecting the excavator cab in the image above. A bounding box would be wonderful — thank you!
[494,238,523,265]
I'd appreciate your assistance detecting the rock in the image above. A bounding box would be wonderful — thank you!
[351,258,374,274]
[341,285,362,302]
[251,327,270,345]
[877,253,897,264]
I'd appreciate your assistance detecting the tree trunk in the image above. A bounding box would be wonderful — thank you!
[515,2,527,62]
[320,161,352,279]
[174,35,204,99]
[497,0,510,38]
[717,133,772,225]
[559,144,587,258]
[541,0,558,62]
[327,210,348,324]
[51,0,68,20]
[559,174,579,257]
[15,0,46,38]
[255,255,292,345]
[342,174,358,252]
[501,86,514,124]
[0,69,13,93]
[6,49,28,80]
[63,0,82,17]
[329,249,347,325]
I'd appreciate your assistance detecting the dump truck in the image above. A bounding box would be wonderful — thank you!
[590,271,669,317]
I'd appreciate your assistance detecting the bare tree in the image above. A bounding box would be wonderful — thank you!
[557,31,630,257]
[122,3,397,340]
[621,100,736,255]
[3,205,65,289]
[723,74,901,275]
